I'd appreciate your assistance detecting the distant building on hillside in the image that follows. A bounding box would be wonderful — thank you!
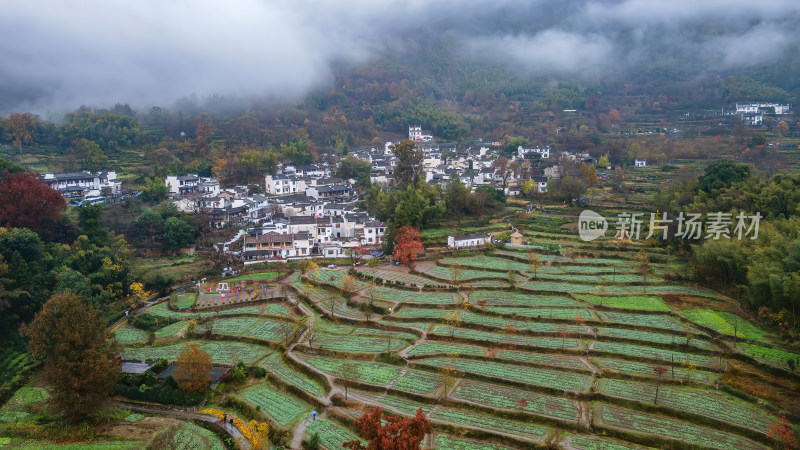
[42,171,121,198]
[634,159,647,168]
[448,233,487,249]
[408,125,433,142]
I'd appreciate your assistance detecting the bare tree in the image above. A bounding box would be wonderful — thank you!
[653,366,667,404]
[339,363,361,400]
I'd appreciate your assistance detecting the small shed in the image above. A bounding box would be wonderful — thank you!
[509,231,524,245]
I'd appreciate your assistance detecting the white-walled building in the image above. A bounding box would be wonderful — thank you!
[448,233,487,249]
[634,159,647,168]
[409,125,434,142]
[43,171,121,198]
[265,175,308,195]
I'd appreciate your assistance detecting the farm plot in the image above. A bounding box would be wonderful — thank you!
[574,295,670,311]
[359,266,449,287]
[242,318,297,342]
[451,380,580,422]
[316,296,368,320]
[596,327,717,350]
[123,340,271,364]
[391,369,444,396]
[430,408,551,442]
[314,321,418,341]
[468,291,580,307]
[559,433,645,450]
[112,324,151,345]
[208,316,259,335]
[145,302,265,318]
[154,321,189,339]
[173,293,196,308]
[460,280,511,288]
[258,354,326,397]
[0,387,49,423]
[523,281,631,294]
[394,307,456,320]
[496,351,588,371]
[406,341,486,356]
[297,354,400,385]
[441,255,530,272]
[413,262,510,281]
[596,378,775,433]
[417,357,593,392]
[592,342,716,367]
[736,342,800,370]
[259,303,295,318]
[460,312,586,334]
[486,307,592,320]
[431,435,516,450]
[307,269,366,290]
[171,422,224,450]
[364,392,436,416]
[382,320,435,332]
[681,310,771,342]
[644,285,722,299]
[312,332,411,353]
[593,404,768,450]
[291,279,335,303]
[238,383,309,426]
[591,358,716,383]
[435,327,580,349]
[597,311,689,332]
[374,287,455,304]
[223,271,281,282]
[305,418,361,449]
[534,273,656,284]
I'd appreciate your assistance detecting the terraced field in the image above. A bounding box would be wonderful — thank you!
[107,245,791,449]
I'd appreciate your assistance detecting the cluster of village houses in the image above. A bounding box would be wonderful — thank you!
[40,125,654,260]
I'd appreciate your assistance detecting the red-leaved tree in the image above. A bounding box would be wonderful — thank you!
[393,226,423,267]
[343,406,431,450]
[767,415,798,449]
[0,171,73,241]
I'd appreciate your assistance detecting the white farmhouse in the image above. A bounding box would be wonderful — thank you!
[634,159,647,168]
[447,233,487,249]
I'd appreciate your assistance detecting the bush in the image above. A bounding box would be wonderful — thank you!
[308,431,320,449]
[248,366,267,379]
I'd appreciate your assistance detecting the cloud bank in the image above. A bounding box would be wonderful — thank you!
[1,0,798,115]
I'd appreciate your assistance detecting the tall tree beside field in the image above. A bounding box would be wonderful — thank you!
[20,292,119,420]
[343,406,431,450]
[174,343,212,392]
[393,226,423,267]
[0,171,72,242]
[391,140,423,189]
[4,112,38,152]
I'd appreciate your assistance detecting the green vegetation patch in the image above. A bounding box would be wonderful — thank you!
[258,354,326,397]
[391,369,444,396]
[593,404,767,450]
[441,255,530,272]
[596,327,716,350]
[297,355,400,385]
[418,357,592,392]
[559,433,645,450]
[0,387,50,423]
[436,327,580,349]
[305,418,361,450]
[374,287,455,304]
[596,378,774,433]
[591,358,716,383]
[154,321,189,339]
[313,333,410,353]
[112,324,151,345]
[145,302,265,318]
[575,295,670,311]
[592,342,715,367]
[496,351,587,370]
[737,342,800,370]
[597,311,687,331]
[123,340,271,365]
[468,291,580,306]
[223,271,281,282]
[486,307,592,320]
[431,435,515,449]
[239,383,310,426]
[430,408,550,442]
[406,341,486,356]
[681,310,771,342]
[171,422,224,450]
[452,380,579,421]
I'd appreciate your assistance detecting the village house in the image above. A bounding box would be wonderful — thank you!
[42,171,121,198]
[264,174,308,195]
[241,232,313,260]
[447,233,488,249]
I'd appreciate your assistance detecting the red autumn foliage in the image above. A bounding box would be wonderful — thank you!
[767,415,797,449]
[393,226,423,267]
[343,406,431,450]
[0,171,73,241]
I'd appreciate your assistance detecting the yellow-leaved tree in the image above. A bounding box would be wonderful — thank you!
[174,343,212,392]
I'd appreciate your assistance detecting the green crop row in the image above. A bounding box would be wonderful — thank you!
[123,340,271,365]
[575,295,671,311]
[239,383,309,426]
[593,404,766,450]
[496,351,588,370]
[681,310,771,342]
[258,354,326,397]
[451,380,579,421]
[418,357,592,392]
[406,341,486,356]
[597,311,687,331]
[592,342,715,367]
[468,291,580,307]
